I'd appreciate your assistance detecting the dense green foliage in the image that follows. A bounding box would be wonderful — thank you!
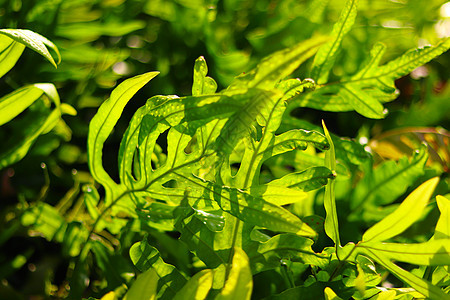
[0,0,449,299]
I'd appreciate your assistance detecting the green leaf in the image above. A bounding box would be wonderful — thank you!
[0,29,61,68]
[228,35,329,91]
[432,195,450,240]
[215,89,282,156]
[247,234,329,273]
[173,269,213,300]
[216,248,253,300]
[0,34,25,78]
[280,117,370,168]
[294,39,450,118]
[322,121,341,249]
[174,199,238,268]
[267,166,335,192]
[360,248,450,300]
[246,185,308,206]
[351,145,428,211]
[0,107,61,169]
[276,78,316,102]
[360,239,450,266]
[0,84,60,126]
[340,84,385,119]
[21,202,65,241]
[175,174,315,236]
[372,38,450,83]
[87,72,159,203]
[362,177,439,243]
[129,240,187,300]
[192,56,217,96]
[311,0,358,84]
[324,287,343,300]
[123,268,158,300]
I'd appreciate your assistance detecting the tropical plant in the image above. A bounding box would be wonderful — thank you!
[0,0,449,299]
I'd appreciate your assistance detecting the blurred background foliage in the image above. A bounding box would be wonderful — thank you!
[0,0,448,298]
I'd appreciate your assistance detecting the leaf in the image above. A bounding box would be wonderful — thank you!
[0,34,25,78]
[123,268,158,300]
[359,248,450,300]
[372,38,450,82]
[228,35,329,91]
[0,84,60,126]
[322,121,341,249]
[216,248,253,300]
[267,166,335,192]
[362,177,439,243]
[294,38,450,118]
[360,239,450,266]
[232,127,329,188]
[371,290,396,300]
[340,84,385,119]
[174,199,238,268]
[192,56,217,96]
[175,174,315,236]
[215,89,283,157]
[0,107,62,169]
[433,195,450,240]
[21,203,65,241]
[311,0,358,84]
[0,29,61,68]
[246,185,308,206]
[129,240,187,300]
[280,117,370,168]
[247,233,329,273]
[350,145,428,211]
[173,270,213,300]
[100,291,117,300]
[87,72,159,203]
[276,78,316,102]
[324,287,343,300]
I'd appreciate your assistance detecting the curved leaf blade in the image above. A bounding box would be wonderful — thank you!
[173,269,213,300]
[87,72,159,201]
[361,248,450,300]
[229,36,329,90]
[129,240,187,299]
[433,195,450,240]
[192,56,217,96]
[0,29,61,68]
[361,239,450,266]
[216,248,253,300]
[176,174,315,236]
[362,177,439,243]
[123,268,158,300]
[267,166,335,192]
[311,0,358,84]
[322,121,341,248]
[0,35,25,78]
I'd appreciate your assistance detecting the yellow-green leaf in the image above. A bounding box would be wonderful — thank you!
[100,291,117,300]
[322,121,341,249]
[0,34,25,78]
[123,268,158,300]
[173,269,213,300]
[362,177,439,243]
[324,287,343,300]
[311,0,358,84]
[433,195,450,240]
[0,29,61,68]
[87,72,159,203]
[216,248,253,300]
